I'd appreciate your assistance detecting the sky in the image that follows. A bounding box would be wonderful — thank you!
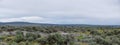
[0,0,120,25]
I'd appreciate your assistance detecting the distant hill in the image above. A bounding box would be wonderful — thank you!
[0,22,120,28]
[0,22,36,26]
[0,22,54,26]
[0,22,94,26]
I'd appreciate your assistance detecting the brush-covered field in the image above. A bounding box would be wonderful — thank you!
[0,25,120,45]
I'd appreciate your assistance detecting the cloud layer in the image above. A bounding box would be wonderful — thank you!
[0,0,120,25]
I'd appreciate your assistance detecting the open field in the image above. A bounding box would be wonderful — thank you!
[0,25,120,45]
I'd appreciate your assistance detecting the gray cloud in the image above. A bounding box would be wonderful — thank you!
[0,0,120,25]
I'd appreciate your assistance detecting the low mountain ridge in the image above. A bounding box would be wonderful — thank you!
[0,22,120,28]
[0,22,59,26]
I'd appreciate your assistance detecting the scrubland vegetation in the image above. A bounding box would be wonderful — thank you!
[0,25,120,45]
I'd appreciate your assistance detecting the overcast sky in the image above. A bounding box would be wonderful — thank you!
[0,0,120,25]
